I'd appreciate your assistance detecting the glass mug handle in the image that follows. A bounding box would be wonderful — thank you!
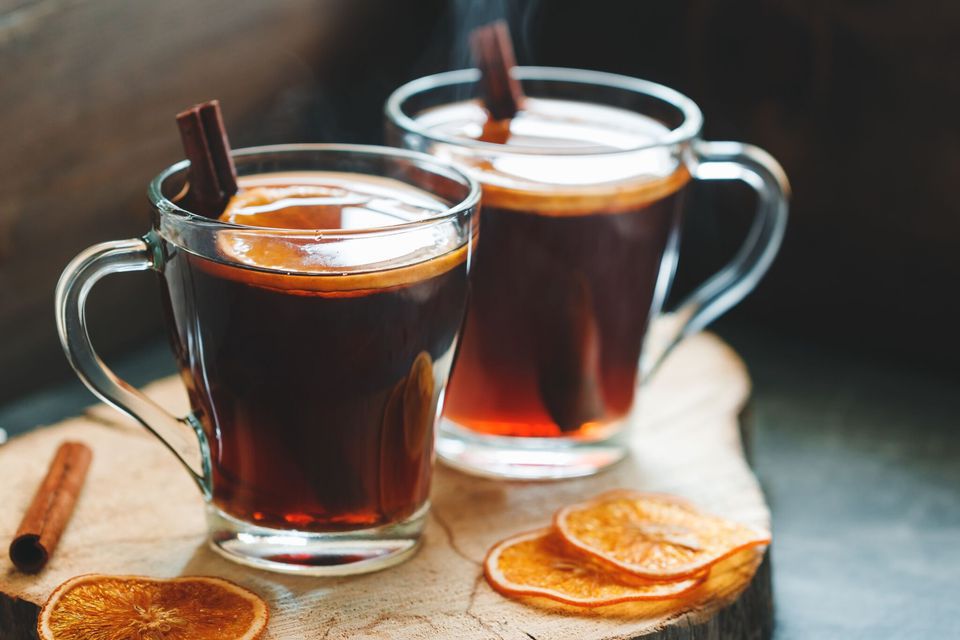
[55,236,211,497]
[642,140,790,375]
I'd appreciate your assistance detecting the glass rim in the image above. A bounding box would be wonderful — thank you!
[148,143,482,238]
[385,66,705,156]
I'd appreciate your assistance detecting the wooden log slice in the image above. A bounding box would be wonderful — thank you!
[0,328,771,639]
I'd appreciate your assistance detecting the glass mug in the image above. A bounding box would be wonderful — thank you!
[56,145,480,575]
[387,67,789,480]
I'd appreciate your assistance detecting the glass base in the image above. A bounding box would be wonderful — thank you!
[436,419,628,480]
[206,503,427,576]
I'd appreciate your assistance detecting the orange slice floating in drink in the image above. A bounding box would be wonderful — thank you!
[220,185,352,229]
[403,351,436,458]
[208,176,469,295]
[484,528,706,607]
[37,574,268,640]
[215,185,347,275]
[380,351,435,519]
[554,490,771,580]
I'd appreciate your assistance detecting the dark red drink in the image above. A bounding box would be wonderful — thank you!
[416,98,691,439]
[445,171,689,438]
[158,173,469,531]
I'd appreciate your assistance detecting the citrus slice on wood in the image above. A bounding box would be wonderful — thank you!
[484,528,705,607]
[37,574,268,640]
[555,490,771,579]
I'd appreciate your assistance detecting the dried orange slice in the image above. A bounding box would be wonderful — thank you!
[484,528,705,607]
[555,490,771,579]
[37,574,268,640]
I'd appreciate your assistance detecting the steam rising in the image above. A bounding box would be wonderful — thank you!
[447,0,539,71]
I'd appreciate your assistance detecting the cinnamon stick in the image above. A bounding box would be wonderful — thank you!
[470,20,525,121]
[9,441,92,573]
[535,272,605,431]
[176,100,238,218]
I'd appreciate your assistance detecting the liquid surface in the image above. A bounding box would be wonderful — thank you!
[160,173,470,530]
[416,98,690,438]
[221,172,448,232]
[211,172,465,288]
[415,98,682,205]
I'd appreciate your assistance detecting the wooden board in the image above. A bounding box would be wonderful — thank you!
[0,329,771,639]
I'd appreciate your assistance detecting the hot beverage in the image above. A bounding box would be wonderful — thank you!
[415,98,690,439]
[389,67,787,479]
[159,172,470,531]
[58,144,480,573]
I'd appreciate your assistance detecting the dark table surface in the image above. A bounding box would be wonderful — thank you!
[1,327,958,639]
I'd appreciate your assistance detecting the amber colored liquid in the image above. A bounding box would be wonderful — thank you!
[159,174,469,531]
[443,175,688,438]
[417,97,691,439]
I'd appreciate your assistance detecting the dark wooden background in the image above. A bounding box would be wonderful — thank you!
[2,0,958,404]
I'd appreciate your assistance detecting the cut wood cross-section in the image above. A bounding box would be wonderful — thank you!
[0,323,772,639]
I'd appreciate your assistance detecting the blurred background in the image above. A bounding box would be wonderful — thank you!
[1,2,958,636]
[1,0,957,402]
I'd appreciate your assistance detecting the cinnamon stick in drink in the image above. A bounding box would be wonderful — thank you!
[535,272,605,431]
[9,441,93,572]
[176,100,238,218]
[470,20,525,125]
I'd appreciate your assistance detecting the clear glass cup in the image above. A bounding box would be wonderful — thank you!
[56,144,480,575]
[386,67,789,480]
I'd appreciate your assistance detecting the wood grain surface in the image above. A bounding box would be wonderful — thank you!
[0,329,771,639]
